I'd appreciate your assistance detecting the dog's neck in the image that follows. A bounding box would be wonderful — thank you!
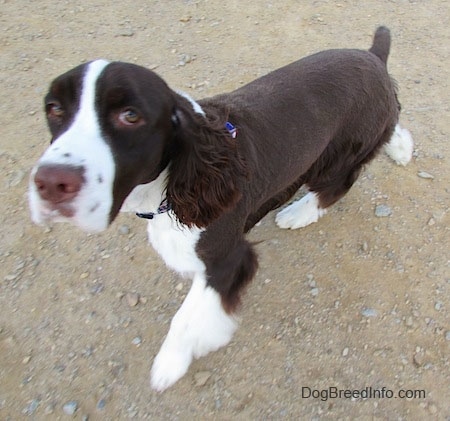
[120,93,237,220]
[120,168,168,215]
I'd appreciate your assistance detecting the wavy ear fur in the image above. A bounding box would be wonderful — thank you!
[166,96,247,228]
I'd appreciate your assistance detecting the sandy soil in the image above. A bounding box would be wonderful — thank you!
[1,0,449,419]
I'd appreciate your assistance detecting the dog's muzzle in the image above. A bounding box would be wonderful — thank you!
[32,164,85,218]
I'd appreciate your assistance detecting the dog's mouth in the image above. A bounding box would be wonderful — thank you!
[30,184,112,234]
[39,201,76,220]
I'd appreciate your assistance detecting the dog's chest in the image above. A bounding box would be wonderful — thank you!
[146,214,205,276]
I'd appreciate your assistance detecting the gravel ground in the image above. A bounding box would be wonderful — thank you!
[1,1,449,419]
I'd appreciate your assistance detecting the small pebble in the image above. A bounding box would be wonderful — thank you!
[8,170,26,187]
[24,399,40,415]
[308,279,316,288]
[63,401,78,415]
[405,316,414,327]
[118,225,130,235]
[97,398,106,410]
[310,287,319,297]
[413,351,425,367]
[375,204,392,217]
[417,171,434,180]
[81,346,94,358]
[194,370,211,387]
[118,28,135,37]
[342,347,349,357]
[428,403,438,414]
[132,336,142,346]
[178,54,194,66]
[90,283,104,295]
[44,404,55,415]
[445,331,450,341]
[126,292,139,307]
[361,307,378,318]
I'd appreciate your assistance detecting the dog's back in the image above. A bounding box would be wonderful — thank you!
[201,27,400,216]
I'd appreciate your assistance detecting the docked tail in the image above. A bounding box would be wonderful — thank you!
[369,26,391,64]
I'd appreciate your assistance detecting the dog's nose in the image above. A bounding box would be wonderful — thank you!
[34,164,84,203]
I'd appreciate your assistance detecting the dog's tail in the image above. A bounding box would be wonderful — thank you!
[369,26,391,65]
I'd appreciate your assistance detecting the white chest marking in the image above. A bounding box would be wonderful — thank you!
[146,216,205,276]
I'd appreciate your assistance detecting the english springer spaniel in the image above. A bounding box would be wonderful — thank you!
[29,26,413,391]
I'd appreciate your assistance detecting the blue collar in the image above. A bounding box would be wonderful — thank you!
[136,197,171,220]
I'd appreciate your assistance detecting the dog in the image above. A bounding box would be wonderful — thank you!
[29,26,413,391]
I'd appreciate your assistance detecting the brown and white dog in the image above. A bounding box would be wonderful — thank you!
[29,27,413,391]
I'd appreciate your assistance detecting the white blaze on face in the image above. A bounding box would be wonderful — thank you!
[29,60,116,232]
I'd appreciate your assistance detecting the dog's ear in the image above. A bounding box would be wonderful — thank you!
[166,98,246,228]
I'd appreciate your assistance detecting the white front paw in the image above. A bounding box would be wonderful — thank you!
[150,345,193,392]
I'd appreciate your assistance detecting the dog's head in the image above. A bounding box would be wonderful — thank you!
[29,60,246,232]
[29,60,177,232]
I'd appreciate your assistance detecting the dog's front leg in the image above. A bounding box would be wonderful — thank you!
[150,272,237,392]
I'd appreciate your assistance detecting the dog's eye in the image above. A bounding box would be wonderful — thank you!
[119,108,141,125]
[47,102,64,119]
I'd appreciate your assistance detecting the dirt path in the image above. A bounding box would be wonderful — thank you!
[1,1,449,419]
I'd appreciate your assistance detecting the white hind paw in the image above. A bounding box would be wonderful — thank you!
[276,192,326,229]
[385,124,414,166]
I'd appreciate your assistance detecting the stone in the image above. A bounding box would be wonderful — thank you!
[63,401,78,415]
[375,205,392,217]
[361,307,378,318]
[126,292,139,307]
[132,337,142,346]
[118,225,130,235]
[194,370,211,387]
[310,287,319,297]
[417,171,434,180]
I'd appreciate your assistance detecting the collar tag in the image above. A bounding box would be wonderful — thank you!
[225,121,237,139]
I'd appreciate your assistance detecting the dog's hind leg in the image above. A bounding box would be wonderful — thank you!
[245,179,305,232]
[276,154,365,230]
[275,190,327,229]
[276,121,410,230]
[384,124,414,166]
